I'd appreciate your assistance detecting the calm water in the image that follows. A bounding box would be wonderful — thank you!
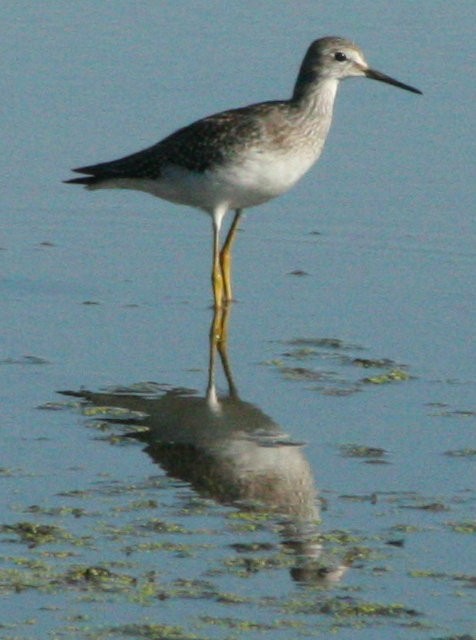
[1,3,474,639]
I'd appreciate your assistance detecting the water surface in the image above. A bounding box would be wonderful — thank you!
[1,3,474,639]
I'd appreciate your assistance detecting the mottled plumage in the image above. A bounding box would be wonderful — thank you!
[66,37,421,310]
[68,103,297,183]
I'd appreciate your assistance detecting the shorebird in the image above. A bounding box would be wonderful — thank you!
[65,37,421,308]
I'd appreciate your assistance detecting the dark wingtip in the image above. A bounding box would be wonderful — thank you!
[63,175,99,186]
[72,165,96,175]
[64,162,115,185]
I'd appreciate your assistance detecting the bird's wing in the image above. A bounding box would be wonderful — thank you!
[68,103,279,181]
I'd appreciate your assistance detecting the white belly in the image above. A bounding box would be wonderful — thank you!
[97,145,320,214]
[210,146,320,209]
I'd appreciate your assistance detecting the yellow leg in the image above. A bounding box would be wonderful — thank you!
[207,302,237,403]
[219,209,242,303]
[212,216,224,309]
[208,303,238,398]
[210,303,225,345]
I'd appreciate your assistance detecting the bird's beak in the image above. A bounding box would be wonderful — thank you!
[365,67,422,94]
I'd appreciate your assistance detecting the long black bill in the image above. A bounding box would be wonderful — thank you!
[365,68,422,95]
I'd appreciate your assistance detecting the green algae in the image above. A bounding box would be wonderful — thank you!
[265,337,412,394]
[5,358,470,640]
[0,521,89,548]
[139,519,187,534]
[339,444,387,459]
[362,369,411,384]
[446,521,476,534]
[223,553,292,576]
[200,614,304,632]
[283,595,420,619]
[85,623,206,639]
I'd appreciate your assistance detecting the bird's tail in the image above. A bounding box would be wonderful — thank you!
[63,175,102,186]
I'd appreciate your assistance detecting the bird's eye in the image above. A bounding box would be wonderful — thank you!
[334,52,347,62]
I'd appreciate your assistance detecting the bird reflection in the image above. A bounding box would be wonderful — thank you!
[62,306,350,585]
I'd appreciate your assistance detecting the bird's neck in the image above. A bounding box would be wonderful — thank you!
[285,76,339,154]
[291,74,339,118]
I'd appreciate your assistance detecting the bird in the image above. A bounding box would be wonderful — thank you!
[65,37,421,309]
